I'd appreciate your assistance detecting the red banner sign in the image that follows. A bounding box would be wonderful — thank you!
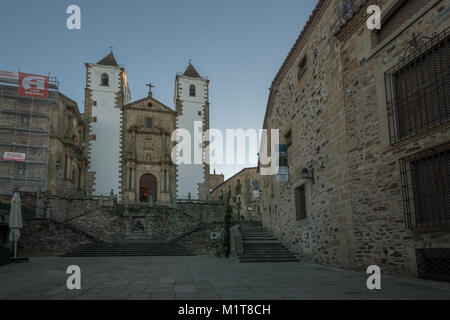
[18,72,49,98]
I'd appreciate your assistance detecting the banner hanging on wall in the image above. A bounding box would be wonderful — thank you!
[18,72,49,98]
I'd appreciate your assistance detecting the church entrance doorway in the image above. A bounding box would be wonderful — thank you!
[140,174,157,203]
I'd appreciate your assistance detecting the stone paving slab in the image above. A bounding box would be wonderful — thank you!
[0,256,450,300]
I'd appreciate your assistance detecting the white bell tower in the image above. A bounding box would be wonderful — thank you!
[84,52,131,197]
[174,63,210,200]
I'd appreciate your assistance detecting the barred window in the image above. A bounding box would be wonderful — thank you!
[400,143,450,230]
[385,28,450,144]
[377,0,432,44]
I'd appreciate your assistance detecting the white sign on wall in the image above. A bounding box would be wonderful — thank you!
[3,152,26,162]
[210,232,222,240]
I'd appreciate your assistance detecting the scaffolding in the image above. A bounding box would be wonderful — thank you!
[0,71,59,195]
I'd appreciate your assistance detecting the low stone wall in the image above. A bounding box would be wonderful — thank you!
[18,219,93,257]
[35,195,101,221]
[124,206,199,241]
[73,208,126,242]
[229,224,243,260]
[177,201,226,224]
[180,222,225,255]
[13,196,228,255]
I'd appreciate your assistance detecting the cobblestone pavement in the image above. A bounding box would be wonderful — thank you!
[0,256,449,300]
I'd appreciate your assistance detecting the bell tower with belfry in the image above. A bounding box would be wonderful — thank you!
[174,62,210,200]
[84,50,131,197]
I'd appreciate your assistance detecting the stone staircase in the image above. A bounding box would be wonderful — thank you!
[60,241,194,257]
[238,222,299,263]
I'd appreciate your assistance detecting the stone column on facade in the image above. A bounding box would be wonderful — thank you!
[66,156,71,181]
[126,167,130,191]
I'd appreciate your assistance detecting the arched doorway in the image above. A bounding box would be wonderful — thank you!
[140,174,157,203]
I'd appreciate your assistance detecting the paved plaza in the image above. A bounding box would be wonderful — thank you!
[0,256,450,300]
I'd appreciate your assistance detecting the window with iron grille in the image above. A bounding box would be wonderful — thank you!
[385,28,450,144]
[295,184,307,221]
[400,143,450,230]
[377,0,432,45]
[416,248,450,282]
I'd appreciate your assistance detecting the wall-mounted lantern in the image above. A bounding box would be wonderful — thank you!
[301,168,315,184]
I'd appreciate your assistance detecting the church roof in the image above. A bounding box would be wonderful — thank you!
[97,52,119,67]
[124,95,176,114]
[182,63,202,78]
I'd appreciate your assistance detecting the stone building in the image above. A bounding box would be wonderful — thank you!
[121,88,177,204]
[258,0,450,279]
[211,167,260,221]
[210,170,225,190]
[84,53,211,203]
[47,93,88,195]
[0,74,88,196]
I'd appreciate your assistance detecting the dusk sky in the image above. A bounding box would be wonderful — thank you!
[0,0,317,179]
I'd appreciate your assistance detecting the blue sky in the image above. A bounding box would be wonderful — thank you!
[0,0,317,179]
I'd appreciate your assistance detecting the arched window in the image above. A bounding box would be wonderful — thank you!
[189,84,196,97]
[101,73,109,86]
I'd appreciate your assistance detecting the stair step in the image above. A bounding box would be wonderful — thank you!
[61,241,194,257]
[238,223,297,263]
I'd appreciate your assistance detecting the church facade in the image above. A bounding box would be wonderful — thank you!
[84,52,211,203]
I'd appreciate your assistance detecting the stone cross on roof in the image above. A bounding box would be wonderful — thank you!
[146,83,155,96]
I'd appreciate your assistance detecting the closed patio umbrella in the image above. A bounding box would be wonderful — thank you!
[9,192,23,260]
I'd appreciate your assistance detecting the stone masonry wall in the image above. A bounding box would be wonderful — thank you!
[339,0,450,275]
[260,0,355,269]
[259,0,450,277]
[19,219,93,256]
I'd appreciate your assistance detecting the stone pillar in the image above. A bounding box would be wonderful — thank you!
[127,167,130,191]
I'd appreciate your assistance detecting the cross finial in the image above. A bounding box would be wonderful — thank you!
[146,83,155,96]
[108,46,114,53]
[189,59,192,65]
